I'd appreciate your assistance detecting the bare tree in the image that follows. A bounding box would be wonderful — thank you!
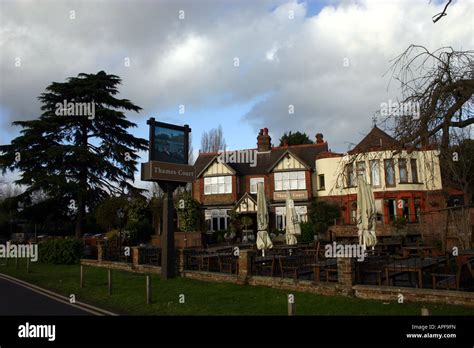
[432,0,453,23]
[200,125,226,153]
[385,45,473,155]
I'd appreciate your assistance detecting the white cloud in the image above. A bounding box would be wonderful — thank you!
[0,0,472,152]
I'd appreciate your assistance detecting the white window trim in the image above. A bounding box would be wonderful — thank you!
[250,177,265,194]
[274,171,306,191]
[204,176,232,195]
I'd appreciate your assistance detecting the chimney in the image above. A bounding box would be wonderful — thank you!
[315,133,324,144]
[257,128,271,152]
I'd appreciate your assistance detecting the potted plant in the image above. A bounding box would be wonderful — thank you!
[240,216,254,242]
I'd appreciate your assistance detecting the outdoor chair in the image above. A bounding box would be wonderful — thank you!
[218,254,238,274]
[431,256,474,290]
[254,256,275,276]
[278,256,313,280]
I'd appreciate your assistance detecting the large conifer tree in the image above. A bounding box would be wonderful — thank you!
[0,71,148,237]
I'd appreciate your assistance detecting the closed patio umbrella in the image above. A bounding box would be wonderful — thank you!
[285,191,300,245]
[256,182,273,256]
[357,175,377,249]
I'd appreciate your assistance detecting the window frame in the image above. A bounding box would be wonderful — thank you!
[398,159,408,184]
[249,177,265,194]
[384,159,396,187]
[369,160,381,187]
[204,176,232,195]
[410,158,419,183]
[273,171,306,191]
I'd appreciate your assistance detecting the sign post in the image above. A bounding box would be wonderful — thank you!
[141,118,194,280]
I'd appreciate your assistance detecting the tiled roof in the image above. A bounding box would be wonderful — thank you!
[349,126,399,154]
[194,142,328,177]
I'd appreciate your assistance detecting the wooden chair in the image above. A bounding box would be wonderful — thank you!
[218,254,238,274]
[432,256,474,290]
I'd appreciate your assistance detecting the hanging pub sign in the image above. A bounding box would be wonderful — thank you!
[141,118,194,183]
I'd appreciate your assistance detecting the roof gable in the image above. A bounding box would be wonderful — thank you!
[350,126,399,154]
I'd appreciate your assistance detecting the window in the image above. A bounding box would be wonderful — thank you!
[250,177,264,194]
[410,159,419,183]
[275,206,307,231]
[204,176,232,195]
[204,209,230,231]
[384,159,395,187]
[398,159,408,183]
[318,174,325,190]
[346,163,355,187]
[274,171,306,191]
[356,161,366,181]
[370,160,381,187]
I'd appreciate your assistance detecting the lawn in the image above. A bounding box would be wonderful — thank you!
[0,259,472,315]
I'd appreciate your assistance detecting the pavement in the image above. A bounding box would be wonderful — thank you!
[0,273,112,316]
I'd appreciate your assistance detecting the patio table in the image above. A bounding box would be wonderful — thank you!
[310,259,337,282]
[402,246,437,258]
[384,257,440,288]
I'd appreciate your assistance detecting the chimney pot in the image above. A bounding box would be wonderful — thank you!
[257,128,271,152]
[316,133,324,144]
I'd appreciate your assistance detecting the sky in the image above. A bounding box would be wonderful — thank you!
[0,0,473,187]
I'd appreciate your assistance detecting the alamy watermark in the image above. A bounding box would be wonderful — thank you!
[380,99,420,119]
[55,99,95,120]
[0,242,38,261]
[18,322,55,341]
[217,149,257,167]
[325,242,366,262]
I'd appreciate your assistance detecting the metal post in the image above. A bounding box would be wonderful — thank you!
[146,275,152,305]
[80,265,84,288]
[161,182,177,280]
[108,269,112,295]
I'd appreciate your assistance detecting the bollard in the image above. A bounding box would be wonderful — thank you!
[288,302,295,316]
[80,265,84,288]
[288,294,295,316]
[108,269,112,296]
[146,275,152,305]
[421,307,430,316]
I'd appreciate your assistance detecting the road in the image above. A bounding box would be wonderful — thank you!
[0,274,91,315]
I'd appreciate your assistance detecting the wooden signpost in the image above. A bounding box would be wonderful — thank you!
[141,118,194,280]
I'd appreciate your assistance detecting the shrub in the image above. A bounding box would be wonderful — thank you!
[39,238,83,264]
[175,191,201,232]
[300,221,316,243]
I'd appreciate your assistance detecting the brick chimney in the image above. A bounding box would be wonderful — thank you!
[315,133,324,144]
[257,128,271,152]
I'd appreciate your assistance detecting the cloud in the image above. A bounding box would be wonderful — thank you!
[0,0,472,152]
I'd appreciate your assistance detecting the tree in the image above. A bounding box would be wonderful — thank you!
[95,196,128,232]
[0,71,148,238]
[175,191,201,232]
[200,125,226,153]
[279,131,313,146]
[442,132,474,205]
[385,45,473,155]
[308,199,340,235]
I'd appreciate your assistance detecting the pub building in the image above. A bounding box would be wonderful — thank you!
[191,126,454,242]
[192,128,328,238]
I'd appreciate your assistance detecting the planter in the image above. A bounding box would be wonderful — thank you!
[242,229,255,242]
